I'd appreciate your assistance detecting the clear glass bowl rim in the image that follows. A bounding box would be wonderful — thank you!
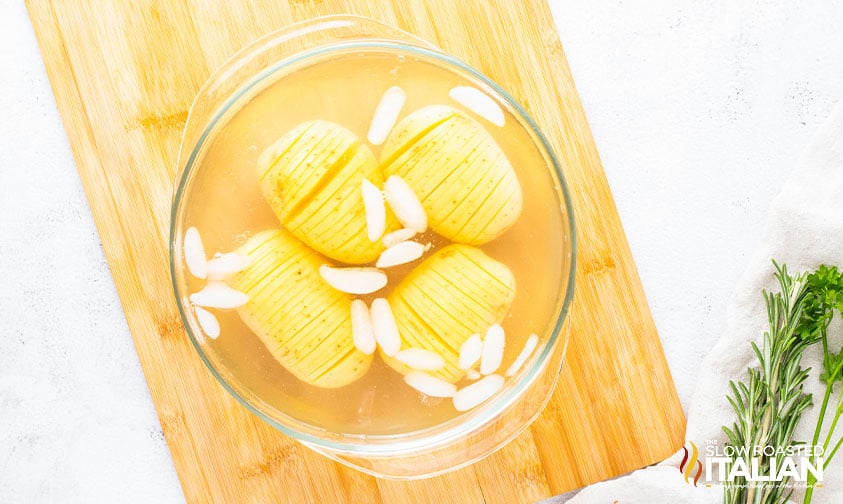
[169,33,578,457]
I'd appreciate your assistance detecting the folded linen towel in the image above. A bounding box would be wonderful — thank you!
[556,100,843,503]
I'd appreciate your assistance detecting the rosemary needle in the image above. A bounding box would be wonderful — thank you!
[723,262,818,504]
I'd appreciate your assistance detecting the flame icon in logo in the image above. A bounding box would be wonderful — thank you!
[679,441,703,486]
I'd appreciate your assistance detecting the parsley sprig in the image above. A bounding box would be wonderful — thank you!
[802,265,843,503]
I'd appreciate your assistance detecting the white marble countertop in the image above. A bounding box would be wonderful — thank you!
[2,1,842,501]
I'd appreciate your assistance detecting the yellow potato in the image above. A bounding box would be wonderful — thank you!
[229,229,372,388]
[381,105,522,244]
[384,244,516,382]
[258,121,397,264]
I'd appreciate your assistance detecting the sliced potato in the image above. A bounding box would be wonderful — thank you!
[381,105,522,244]
[258,121,397,264]
[384,244,516,383]
[229,229,372,388]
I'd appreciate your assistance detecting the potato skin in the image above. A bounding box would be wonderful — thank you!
[381,105,522,245]
[384,244,516,383]
[230,229,372,388]
[258,121,397,264]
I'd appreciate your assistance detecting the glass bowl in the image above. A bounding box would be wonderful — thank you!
[169,15,576,479]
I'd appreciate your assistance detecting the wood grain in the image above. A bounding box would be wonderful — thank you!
[26,0,686,502]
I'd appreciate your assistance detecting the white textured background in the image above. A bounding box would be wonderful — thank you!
[1,0,842,501]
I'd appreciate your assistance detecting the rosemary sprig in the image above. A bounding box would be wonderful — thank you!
[723,262,819,504]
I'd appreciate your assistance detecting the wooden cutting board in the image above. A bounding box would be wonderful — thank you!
[27,0,686,502]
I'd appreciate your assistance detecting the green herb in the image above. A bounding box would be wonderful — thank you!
[723,262,819,504]
[802,265,843,503]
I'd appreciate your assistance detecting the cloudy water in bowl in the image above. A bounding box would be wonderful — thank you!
[180,47,569,436]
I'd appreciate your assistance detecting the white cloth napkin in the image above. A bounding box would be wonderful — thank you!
[555,100,843,503]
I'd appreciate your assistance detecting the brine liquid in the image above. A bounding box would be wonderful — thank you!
[181,47,570,436]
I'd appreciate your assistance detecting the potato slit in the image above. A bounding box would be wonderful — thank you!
[230,230,373,388]
[262,126,343,199]
[385,127,480,201]
[426,268,502,319]
[285,148,373,236]
[304,169,370,243]
[383,126,446,170]
[316,215,373,255]
[238,247,313,300]
[394,292,461,355]
[305,329,357,379]
[421,138,487,207]
[284,142,358,224]
[277,126,350,193]
[234,252,287,295]
[379,113,455,168]
[441,160,508,235]
[311,345,361,383]
[275,320,339,364]
[260,284,341,342]
[399,132,481,205]
[287,187,359,242]
[454,248,516,292]
[399,285,478,345]
[258,123,317,182]
[277,290,342,335]
[466,185,518,243]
